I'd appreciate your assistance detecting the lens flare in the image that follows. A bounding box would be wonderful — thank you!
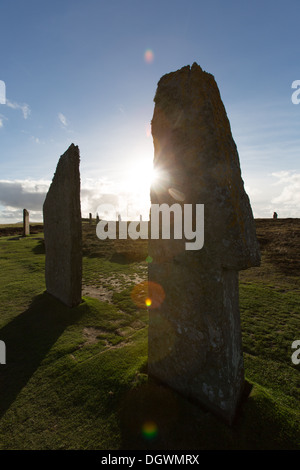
[145,123,151,138]
[131,281,165,309]
[168,187,186,202]
[142,421,158,440]
[144,49,154,63]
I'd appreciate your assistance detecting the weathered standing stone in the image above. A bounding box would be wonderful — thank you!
[89,213,93,224]
[148,63,261,424]
[273,212,278,219]
[43,144,82,307]
[23,209,30,236]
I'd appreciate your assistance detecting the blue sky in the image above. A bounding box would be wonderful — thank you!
[0,0,300,222]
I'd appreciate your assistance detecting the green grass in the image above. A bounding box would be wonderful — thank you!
[0,232,299,449]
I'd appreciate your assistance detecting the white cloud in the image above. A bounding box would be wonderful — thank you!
[0,175,151,224]
[271,171,300,217]
[80,177,149,220]
[1,168,299,225]
[58,112,68,127]
[244,180,276,218]
[6,99,31,119]
[0,207,43,223]
[272,171,300,186]
[0,179,51,223]
[0,114,8,128]
[0,179,50,213]
[30,136,41,144]
[235,170,300,219]
[245,185,263,199]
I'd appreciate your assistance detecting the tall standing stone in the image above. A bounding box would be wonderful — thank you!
[43,144,82,307]
[148,63,260,424]
[23,209,30,236]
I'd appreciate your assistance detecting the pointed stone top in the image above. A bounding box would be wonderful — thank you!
[58,143,79,159]
[154,63,215,105]
[68,142,78,150]
[151,64,260,269]
[50,144,80,182]
[64,142,79,157]
[191,61,202,71]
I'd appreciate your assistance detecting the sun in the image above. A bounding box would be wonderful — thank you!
[119,157,165,220]
[126,159,159,192]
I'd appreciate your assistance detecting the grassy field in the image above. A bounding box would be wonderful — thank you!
[0,219,299,450]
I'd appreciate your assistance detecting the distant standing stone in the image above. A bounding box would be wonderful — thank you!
[148,63,261,424]
[43,144,82,307]
[273,212,278,219]
[23,209,30,236]
[89,213,93,224]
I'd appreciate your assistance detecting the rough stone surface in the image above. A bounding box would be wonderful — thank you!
[148,63,261,424]
[23,209,30,236]
[43,144,82,307]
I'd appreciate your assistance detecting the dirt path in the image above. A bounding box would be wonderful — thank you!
[82,272,147,303]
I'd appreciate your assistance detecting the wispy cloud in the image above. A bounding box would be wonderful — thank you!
[58,112,68,127]
[6,99,31,119]
[30,136,41,144]
[0,114,9,128]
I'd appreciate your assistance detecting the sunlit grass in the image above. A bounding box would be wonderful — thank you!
[0,222,299,449]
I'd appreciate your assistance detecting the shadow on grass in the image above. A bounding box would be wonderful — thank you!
[119,380,230,450]
[31,239,45,254]
[119,379,298,450]
[110,253,133,264]
[0,292,84,418]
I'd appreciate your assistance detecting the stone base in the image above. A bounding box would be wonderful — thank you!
[148,264,245,425]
